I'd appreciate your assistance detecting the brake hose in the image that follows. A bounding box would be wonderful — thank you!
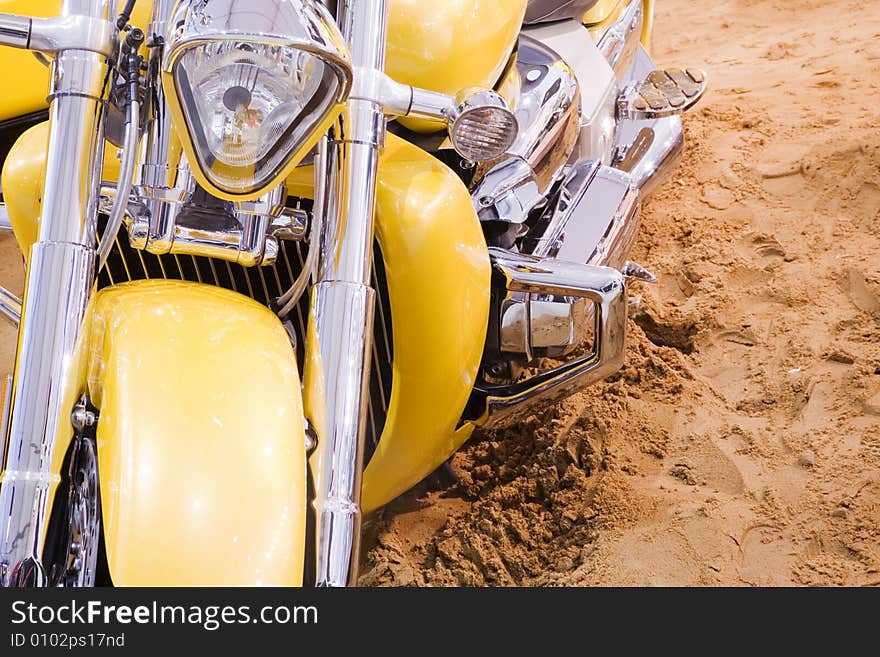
[97,28,143,271]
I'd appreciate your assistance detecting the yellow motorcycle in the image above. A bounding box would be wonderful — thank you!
[0,0,704,586]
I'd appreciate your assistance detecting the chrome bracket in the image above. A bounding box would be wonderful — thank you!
[0,13,115,58]
[70,399,97,433]
[28,15,116,58]
[125,183,296,267]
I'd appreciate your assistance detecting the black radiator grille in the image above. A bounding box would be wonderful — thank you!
[96,220,393,454]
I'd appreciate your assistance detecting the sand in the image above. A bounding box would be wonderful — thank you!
[360,0,880,586]
[2,0,878,587]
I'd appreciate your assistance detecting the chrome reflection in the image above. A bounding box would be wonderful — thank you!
[474,249,628,427]
[473,34,581,225]
[498,160,640,361]
[612,46,685,198]
[595,0,644,79]
[0,287,21,327]
[308,0,387,588]
[0,0,113,587]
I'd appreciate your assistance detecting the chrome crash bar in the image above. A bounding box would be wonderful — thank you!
[0,0,114,587]
[473,249,628,427]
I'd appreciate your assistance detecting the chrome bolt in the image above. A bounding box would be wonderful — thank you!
[304,421,318,455]
[71,404,96,432]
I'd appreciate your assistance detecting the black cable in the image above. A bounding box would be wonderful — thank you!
[116,0,138,30]
[123,29,144,115]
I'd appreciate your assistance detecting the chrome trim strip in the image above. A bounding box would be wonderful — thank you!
[0,376,12,476]
[0,287,21,327]
[595,0,643,78]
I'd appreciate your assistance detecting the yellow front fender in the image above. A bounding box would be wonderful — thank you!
[87,281,306,586]
[6,125,490,520]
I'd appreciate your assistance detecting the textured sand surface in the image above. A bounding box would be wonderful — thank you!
[361,0,880,586]
[1,0,878,588]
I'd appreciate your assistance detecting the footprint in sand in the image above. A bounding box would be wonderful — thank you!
[844,268,880,316]
[750,234,787,267]
[700,182,736,211]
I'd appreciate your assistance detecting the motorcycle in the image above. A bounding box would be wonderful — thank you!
[0,0,704,587]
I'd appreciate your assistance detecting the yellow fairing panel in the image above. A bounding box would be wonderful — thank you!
[388,0,526,133]
[0,1,153,122]
[2,122,48,252]
[87,281,306,586]
[361,136,490,511]
[3,121,121,256]
[0,1,61,121]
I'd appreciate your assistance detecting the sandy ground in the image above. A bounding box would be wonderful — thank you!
[0,237,22,397]
[2,0,878,587]
[360,0,880,586]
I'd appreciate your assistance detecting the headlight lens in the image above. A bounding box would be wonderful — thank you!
[163,0,352,200]
[174,42,341,196]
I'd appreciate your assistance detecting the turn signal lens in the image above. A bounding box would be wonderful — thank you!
[449,90,518,163]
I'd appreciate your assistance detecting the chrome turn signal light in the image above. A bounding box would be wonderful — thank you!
[448,89,518,163]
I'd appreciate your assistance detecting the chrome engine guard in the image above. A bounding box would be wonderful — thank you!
[467,8,689,427]
[472,249,627,427]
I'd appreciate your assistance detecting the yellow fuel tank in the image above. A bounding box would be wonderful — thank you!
[0,1,525,128]
[387,0,527,132]
[0,1,63,121]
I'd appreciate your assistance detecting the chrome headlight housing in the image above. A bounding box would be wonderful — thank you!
[163,0,352,199]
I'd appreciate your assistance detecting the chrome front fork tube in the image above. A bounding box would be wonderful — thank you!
[309,0,388,588]
[0,2,112,587]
